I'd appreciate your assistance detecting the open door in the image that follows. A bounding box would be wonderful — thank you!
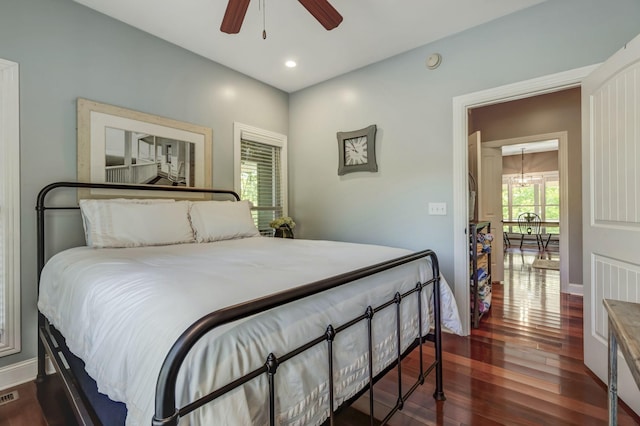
[480,146,504,282]
[582,33,640,415]
[468,131,481,222]
[469,131,504,283]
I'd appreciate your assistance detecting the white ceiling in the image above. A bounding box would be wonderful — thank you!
[73,0,545,93]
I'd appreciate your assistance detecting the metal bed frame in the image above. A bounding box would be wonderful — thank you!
[35,181,446,426]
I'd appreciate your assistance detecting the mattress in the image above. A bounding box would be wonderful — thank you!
[38,237,461,425]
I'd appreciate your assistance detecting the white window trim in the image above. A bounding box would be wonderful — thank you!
[233,122,288,216]
[0,58,21,357]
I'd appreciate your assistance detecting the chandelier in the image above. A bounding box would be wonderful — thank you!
[510,148,542,187]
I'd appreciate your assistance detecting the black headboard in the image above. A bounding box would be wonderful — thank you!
[35,181,240,287]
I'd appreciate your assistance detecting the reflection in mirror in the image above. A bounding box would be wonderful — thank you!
[105,127,196,186]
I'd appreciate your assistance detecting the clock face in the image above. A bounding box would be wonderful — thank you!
[344,136,368,166]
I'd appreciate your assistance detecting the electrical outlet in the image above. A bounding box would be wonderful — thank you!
[428,202,447,215]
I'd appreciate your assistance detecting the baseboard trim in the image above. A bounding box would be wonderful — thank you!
[568,283,584,296]
[0,357,55,391]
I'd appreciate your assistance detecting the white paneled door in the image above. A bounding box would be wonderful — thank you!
[582,33,640,415]
[480,146,504,282]
[468,131,481,222]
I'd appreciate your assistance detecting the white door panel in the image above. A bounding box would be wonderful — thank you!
[582,33,640,415]
[480,146,504,281]
[468,131,481,222]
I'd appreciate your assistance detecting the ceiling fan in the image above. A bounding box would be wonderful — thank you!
[220,0,343,34]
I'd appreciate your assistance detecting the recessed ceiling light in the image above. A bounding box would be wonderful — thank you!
[285,60,297,68]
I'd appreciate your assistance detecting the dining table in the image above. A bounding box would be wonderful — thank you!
[502,220,559,249]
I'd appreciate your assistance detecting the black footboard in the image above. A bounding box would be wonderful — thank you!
[35,182,446,426]
[152,250,444,426]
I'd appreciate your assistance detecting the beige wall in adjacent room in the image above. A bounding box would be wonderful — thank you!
[469,87,582,286]
[503,151,559,175]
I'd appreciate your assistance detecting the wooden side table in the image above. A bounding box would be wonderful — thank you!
[603,299,640,426]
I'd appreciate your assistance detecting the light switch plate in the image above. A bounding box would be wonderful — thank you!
[428,202,447,215]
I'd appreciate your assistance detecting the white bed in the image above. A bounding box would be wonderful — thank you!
[38,237,461,425]
[35,183,462,425]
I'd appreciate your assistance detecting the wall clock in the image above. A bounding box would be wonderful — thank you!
[336,124,377,176]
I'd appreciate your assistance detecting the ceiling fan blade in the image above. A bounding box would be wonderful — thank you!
[298,0,343,31]
[220,0,251,34]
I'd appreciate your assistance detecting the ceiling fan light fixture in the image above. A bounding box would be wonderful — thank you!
[220,0,343,36]
[297,0,343,30]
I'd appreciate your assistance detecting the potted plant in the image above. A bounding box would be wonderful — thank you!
[270,216,295,239]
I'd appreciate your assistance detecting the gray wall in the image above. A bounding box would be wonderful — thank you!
[0,0,288,368]
[289,0,640,291]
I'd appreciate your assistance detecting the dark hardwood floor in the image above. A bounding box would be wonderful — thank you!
[0,381,47,426]
[344,248,640,425]
[2,248,639,425]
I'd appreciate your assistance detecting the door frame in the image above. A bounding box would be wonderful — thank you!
[483,132,569,292]
[0,58,21,357]
[452,64,597,336]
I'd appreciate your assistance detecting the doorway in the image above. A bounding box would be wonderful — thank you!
[475,131,568,288]
[452,64,597,335]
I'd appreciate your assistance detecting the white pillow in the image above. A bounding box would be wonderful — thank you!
[189,200,260,242]
[79,199,195,248]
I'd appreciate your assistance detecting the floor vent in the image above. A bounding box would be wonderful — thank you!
[0,390,19,406]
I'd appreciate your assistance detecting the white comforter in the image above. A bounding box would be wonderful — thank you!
[38,237,461,425]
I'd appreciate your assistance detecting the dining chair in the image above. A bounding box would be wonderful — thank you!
[517,212,544,250]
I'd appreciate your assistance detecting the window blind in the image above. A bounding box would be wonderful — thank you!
[240,139,283,234]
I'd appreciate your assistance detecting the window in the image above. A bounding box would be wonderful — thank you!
[503,171,559,233]
[234,123,288,235]
[0,58,21,357]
